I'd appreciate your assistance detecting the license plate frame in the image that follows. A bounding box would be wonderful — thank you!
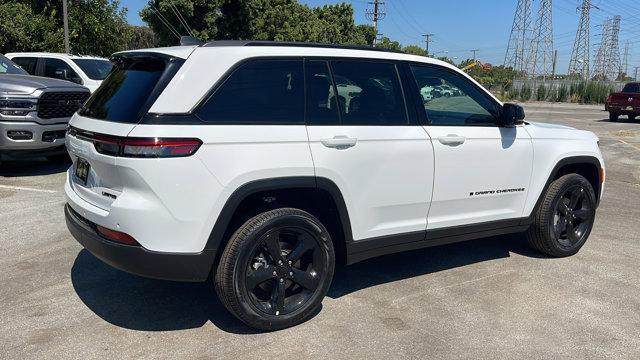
[75,158,90,185]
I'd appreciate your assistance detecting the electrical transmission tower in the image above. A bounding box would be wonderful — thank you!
[366,0,386,45]
[593,18,611,80]
[568,0,593,79]
[622,40,630,79]
[504,0,532,72]
[527,0,554,80]
[607,16,622,80]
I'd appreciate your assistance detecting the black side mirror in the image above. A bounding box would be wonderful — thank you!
[500,103,525,127]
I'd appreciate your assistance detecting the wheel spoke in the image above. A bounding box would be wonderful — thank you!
[246,267,275,289]
[291,268,320,290]
[573,209,591,221]
[555,216,567,235]
[271,280,286,313]
[558,203,570,216]
[569,188,584,209]
[287,234,314,262]
[566,220,576,242]
[263,232,283,261]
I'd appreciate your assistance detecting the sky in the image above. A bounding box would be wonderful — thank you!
[120,0,640,75]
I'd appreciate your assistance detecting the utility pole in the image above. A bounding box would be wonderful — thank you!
[470,49,479,61]
[504,0,533,72]
[62,0,70,53]
[607,15,622,80]
[593,18,611,80]
[569,0,595,80]
[366,0,386,46]
[422,33,434,56]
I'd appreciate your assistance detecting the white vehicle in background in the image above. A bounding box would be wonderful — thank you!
[64,41,605,331]
[420,85,434,101]
[5,53,112,93]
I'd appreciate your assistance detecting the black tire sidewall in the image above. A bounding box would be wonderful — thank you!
[544,175,596,255]
[228,210,334,330]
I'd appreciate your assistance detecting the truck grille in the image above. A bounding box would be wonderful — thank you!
[38,92,90,119]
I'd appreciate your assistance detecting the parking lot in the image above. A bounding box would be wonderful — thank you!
[1,102,639,359]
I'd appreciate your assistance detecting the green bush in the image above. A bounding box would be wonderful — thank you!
[536,84,547,101]
[518,85,532,101]
[556,84,569,102]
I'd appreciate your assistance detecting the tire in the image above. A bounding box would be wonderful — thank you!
[609,112,618,122]
[215,208,335,331]
[527,174,596,257]
[630,114,636,121]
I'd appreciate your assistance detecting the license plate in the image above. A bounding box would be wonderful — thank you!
[75,158,90,185]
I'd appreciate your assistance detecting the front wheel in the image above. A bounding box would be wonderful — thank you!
[215,208,335,331]
[527,174,596,257]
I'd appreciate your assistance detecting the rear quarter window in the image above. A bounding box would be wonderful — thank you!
[80,57,167,123]
[196,59,304,124]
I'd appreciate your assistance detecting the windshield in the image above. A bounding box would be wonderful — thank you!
[71,59,113,80]
[622,83,640,93]
[0,54,29,75]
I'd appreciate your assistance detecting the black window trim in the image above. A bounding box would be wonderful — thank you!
[406,61,503,127]
[141,56,498,126]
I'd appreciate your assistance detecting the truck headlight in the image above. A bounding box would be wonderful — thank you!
[0,97,38,116]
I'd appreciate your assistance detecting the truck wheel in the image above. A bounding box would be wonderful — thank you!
[215,208,335,331]
[527,174,596,257]
[609,112,618,122]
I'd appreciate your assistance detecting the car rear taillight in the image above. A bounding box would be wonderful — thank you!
[76,130,201,158]
[96,225,140,246]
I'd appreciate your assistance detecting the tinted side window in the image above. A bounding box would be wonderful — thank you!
[306,60,340,125]
[330,61,407,125]
[44,58,82,84]
[622,83,640,93]
[198,59,304,124]
[12,57,37,74]
[410,65,499,126]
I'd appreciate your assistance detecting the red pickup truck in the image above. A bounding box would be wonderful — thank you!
[606,82,640,121]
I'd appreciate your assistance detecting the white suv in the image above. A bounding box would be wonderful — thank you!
[6,53,112,93]
[64,42,605,330]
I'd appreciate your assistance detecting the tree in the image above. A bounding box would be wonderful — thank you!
[403,45,426,56]
[0,3,61,54]
[0,0,132,57]
[127,26,159,50]
[140,0,375,47]
[375,37,401,51]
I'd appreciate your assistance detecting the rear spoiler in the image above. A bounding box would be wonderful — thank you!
[180,36,204,46]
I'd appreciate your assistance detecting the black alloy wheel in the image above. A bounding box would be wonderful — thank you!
[552,185,595,250]
[244,227,324,316]
[215,208,335,331]
[527,173,597,257]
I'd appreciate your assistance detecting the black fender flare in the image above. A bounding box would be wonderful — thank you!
[203,176,353,253]
[523,155,603,225]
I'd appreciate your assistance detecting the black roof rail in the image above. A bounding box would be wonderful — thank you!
[201,40,404,54]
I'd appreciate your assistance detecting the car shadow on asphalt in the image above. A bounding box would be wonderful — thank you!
[70,233,544,334]
[0,157,71,177]
[595,117,637,123]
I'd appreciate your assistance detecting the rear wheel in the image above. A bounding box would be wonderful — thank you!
[609,112,618,122]
[527,174,596,257]
[215,208,335,331]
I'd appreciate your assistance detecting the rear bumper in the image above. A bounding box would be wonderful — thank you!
[607,105,640,113]
[65,204,215,282]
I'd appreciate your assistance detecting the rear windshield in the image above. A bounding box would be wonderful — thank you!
[72,59,113,80]
[80,58,166,123]
[622,83,640,93]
